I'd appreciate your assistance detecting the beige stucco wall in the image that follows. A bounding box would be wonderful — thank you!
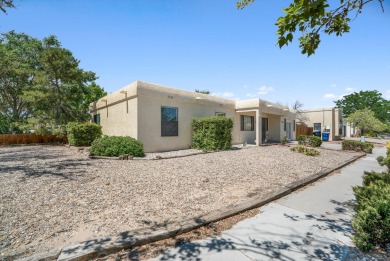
[91,81,297,152]
[303,108,343,141]
[135,81,241,152]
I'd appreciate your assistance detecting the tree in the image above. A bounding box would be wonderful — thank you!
[236,0,385,56]
[195,89,210,94]
[347,108,386,135]
[0,31,42,122]
[0,31,105,133]
[0,0,15,14]
[292,100,309,123]
[24,35,97,126]
[334,90,390,124]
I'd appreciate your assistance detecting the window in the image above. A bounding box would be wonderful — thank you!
[284,118,287,131]
[314,123,321,131]
[161,107,178,136]
[293,120,296,131]
[241,115,254,131]
[93,114,100,125]
[215,112,226,117]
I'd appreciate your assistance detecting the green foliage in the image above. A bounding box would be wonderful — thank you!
[290,145,320,156]
[0,0,15,14]
[308,136,322,147]
[0,113,11,134]
[90,136,144,157]
[236,0,384,56]
[195,89,210,94]
[352,171,390,252]
[281,134,288,145]
[342,140,374,153]
[192,116,233,151]
[66,122,102,146]
[335,91,390,123]
[0,31,105,131]
[346,108,387,135]
[297,135,322,147]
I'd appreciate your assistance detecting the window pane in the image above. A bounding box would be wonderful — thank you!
[161,107,178,136]
[241,115,254,131]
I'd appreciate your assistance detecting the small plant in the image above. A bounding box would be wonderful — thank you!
[297,135,306,145]
[281,135,288,145]
[66,122,102,146]
[290,145,320,156]
[342,140,374,153]
[90,136,144,157]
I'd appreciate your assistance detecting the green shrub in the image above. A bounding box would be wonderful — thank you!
[297,135,322,147]
[66,122,102,146]
[290,145,320,156]
[352,171,390,252]
[297,135,306,145]
[342,140,374,153]
[308,136,322,147]
[192,116,233,151]
[90,136,144,157]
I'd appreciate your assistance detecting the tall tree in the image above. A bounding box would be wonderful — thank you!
[0,31,42,122]
[237,0,385,56]
[334,90,390,123]
[347,108,387,135]
[24,35,97,126]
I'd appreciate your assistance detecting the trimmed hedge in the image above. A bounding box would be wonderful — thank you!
[342,140,374,153]
[352,171,390,252]
[90,136,144,157]
[192,116,233,151]
[66,122,102,146]
[290,145,320,156]
[297,135,322,147]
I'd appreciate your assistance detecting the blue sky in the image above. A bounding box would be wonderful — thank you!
[2,0,390,109]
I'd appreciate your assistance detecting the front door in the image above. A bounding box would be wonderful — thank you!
[261,118,268,142]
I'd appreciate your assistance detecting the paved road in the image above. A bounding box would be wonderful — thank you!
[150,146,387,261]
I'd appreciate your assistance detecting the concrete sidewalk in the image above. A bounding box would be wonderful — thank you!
[150,146,387,261]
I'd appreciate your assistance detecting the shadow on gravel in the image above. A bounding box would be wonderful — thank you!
[0,159,90,179]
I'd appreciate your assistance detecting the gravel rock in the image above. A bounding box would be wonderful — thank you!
[0,145,360,259]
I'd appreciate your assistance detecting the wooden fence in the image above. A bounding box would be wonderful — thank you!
[0,134,67,145]
[296,124,313,137]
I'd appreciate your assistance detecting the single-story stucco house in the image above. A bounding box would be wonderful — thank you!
[301,107,344,141]
[89,81,296,152]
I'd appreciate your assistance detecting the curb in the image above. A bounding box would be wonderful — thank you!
[16,152,366,261]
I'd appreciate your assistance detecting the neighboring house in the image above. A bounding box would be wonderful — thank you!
[90,81,296,152]
[301,107,344,141]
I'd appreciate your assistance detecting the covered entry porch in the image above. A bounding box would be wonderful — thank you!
[235,99,296,146]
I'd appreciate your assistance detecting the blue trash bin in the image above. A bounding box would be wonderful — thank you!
[322,132,330,141]
[313,131,321,137]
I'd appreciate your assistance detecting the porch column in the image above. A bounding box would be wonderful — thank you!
[256,109,262,146]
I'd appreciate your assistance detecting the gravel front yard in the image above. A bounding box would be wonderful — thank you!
[0,145,360,259]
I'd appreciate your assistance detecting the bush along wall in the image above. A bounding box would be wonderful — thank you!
[90,136,144,157]
[66,122,102,146]
[192,116,233,151]
[342,140,374,153]
[352,141,390,252]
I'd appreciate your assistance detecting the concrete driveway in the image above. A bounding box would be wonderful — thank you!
[150,146,387,261]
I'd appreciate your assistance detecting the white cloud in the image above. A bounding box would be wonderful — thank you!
[324,93,337,99]
[345,87,354,92]
[245,93,256,98]
[257,85,274,95]
[222,92,234,98]
[331,84,337,87]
